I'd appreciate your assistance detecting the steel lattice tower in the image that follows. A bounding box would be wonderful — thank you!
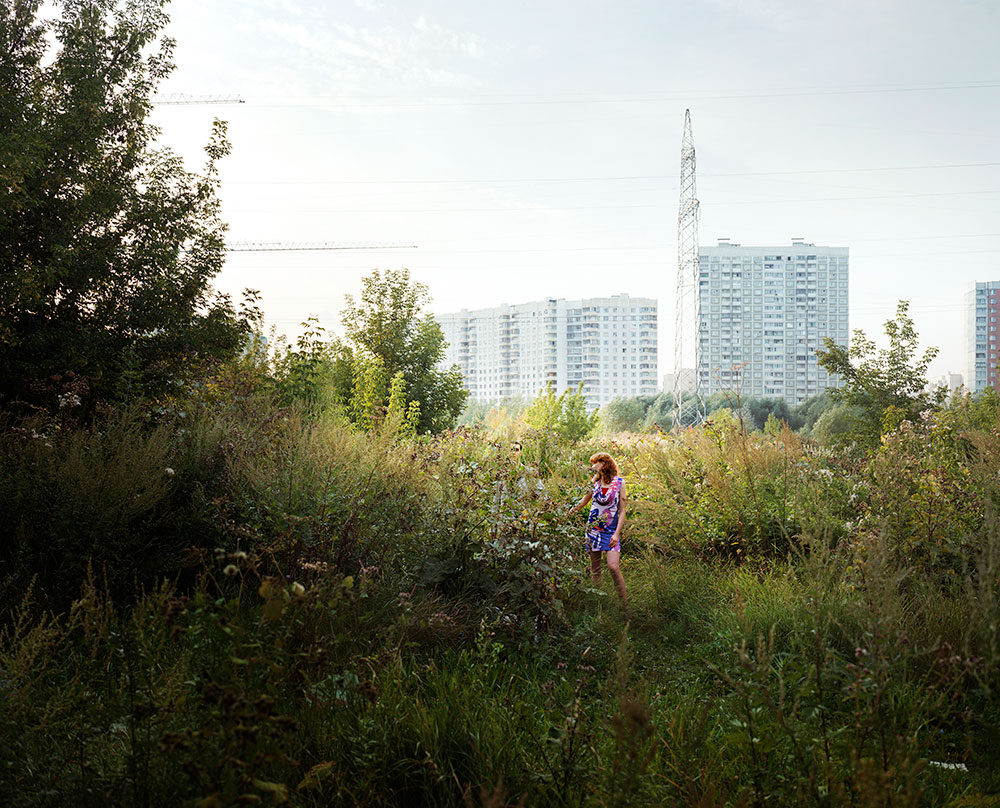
[673,109,702,429]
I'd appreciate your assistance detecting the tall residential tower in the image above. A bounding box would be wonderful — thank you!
[965,281,1000,393]
[439,294,658,409]
[697,239,849,405]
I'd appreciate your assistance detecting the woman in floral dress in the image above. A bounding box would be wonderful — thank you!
[569,452,627,604]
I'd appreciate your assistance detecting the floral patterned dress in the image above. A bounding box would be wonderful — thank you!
[585,476,624,553]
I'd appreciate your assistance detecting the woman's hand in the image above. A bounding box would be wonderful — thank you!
[609,533,619,549]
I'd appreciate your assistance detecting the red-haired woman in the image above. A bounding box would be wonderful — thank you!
[569,452,627,604]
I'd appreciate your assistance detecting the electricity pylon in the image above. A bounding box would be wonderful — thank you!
[673,109,703,430]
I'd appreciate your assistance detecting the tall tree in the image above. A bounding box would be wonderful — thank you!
[340,269,466,432]
[525,382,597,441]
[0,0,252,408]
[817,301,939,446]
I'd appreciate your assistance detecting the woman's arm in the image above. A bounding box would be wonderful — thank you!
[609,483,626,548]
[568,490,592,515]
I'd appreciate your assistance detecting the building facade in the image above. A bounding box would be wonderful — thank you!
[697,239,849,405]
[965,281,1000,393]
[932,371,965,398]
[439,294,658,409]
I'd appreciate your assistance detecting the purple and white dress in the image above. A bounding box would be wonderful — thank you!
[585,476,624,553]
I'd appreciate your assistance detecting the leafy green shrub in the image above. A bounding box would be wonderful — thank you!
[0,409,187,611]
[524,382,598,442]
[858,413,984,571]
[636,424,851,560]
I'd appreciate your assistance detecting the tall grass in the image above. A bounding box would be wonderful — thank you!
[3,396,1000,804]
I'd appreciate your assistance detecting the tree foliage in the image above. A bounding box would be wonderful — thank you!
[599,396,646,433]
[525,382,597,441]
[817,301,939,446]
[338,269,466,432]
[795,393,836,434]
[0,0,254,409]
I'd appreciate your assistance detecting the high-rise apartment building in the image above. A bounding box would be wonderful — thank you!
[965,281,1000,393]
[697,239,849,405]
[439,294,657,409]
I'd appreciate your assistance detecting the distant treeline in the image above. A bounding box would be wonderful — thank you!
[460,390,847,438]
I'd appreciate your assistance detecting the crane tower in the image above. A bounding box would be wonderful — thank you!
[673,109,702,429]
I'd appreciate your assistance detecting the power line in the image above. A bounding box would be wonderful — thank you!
[222,162,1000,186]
[239,81,1000,109]
[251,79,1000,102]
[154,94,245,105]
[225,241,417,252]
[704,162,1000,177]
[222,189,1000,214]
[215,231,1000,254]
[225,174,672,186]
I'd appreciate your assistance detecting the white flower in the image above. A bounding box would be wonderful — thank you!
[290,582,306,597]
[223,564,239,577]
[57,392,81,409]
[164,467,175,477]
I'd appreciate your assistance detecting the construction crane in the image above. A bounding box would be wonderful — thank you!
[225,241,417,252]
[673,109,703,430]
[153,94,245,105]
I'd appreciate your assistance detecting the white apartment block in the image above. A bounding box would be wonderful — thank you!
[697,239,849,405]
[965,280,1000,393]
[439,294,658,409]
[932,371,965,398]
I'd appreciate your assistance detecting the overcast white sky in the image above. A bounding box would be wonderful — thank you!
[148,0,1000,383]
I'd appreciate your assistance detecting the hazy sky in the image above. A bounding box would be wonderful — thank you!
[148,0,1000,383]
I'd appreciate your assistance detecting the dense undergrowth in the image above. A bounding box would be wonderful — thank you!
[3,388,1000,806]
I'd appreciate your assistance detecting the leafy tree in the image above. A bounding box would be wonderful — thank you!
[525,384,561,433]
[705,406,739,429]
[703,391,735,418]
[793,393,835,434]
[599,396,645,433]
[0,0,253,408]
[456,398,491,426]
[745,397,793,431]
[387,370,419,436]
[817,301,939,446]
[811,402,863,445]
[525,382,597,441]
[558,383,597,441]
[339,269,466,432]
[271,316,334,407]
[350,353,387,432]
[641,393,674,432]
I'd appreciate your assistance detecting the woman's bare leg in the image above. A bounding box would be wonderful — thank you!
[589,551,603,586]
[605,550,627,604]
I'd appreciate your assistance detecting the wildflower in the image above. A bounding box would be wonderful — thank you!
[290,582,306,597]
[223,564,239,577]
[57,392,81,409]
[300,561,328,573]
[164,467,175,477]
